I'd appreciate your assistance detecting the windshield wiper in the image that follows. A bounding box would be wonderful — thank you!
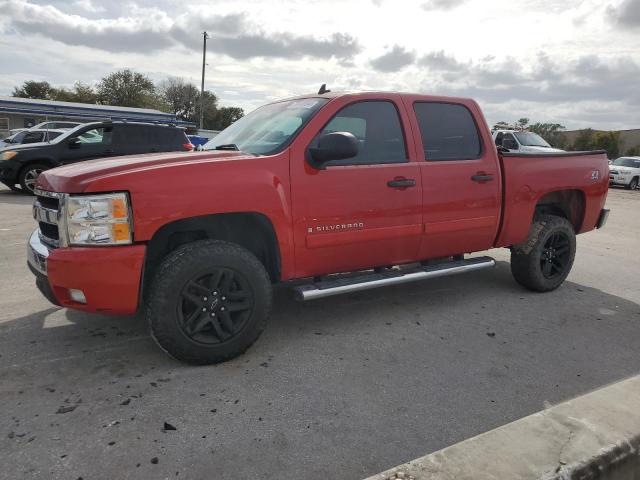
[214,143,240,151]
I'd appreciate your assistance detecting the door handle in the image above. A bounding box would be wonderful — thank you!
[471,173,494,183]
[387,178,416,188]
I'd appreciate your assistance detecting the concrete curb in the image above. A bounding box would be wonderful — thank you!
[365,375,640,480]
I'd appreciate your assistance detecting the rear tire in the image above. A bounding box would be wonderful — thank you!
[146,240,272,365]
[510,215,576,292]
[18,163,49,195]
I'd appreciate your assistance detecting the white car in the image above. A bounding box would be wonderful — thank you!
[492,129,564,154]
[29,121,82,130]
[609,157,640,190]
[0,129,67,148]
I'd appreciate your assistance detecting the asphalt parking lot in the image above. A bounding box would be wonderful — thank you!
[1,185,638,480]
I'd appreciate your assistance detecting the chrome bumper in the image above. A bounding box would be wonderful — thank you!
[27,229,49,276]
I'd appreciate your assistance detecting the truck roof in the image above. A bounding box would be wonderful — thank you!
[276,90,477,105]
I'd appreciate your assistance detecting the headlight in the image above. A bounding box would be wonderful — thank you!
[66,193,132,245]
[0,151,18,161]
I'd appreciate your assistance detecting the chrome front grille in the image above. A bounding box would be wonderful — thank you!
[33,189,66,248]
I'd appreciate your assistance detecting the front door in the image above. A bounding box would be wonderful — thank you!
[60,126,116,165]
[290,97,423,278]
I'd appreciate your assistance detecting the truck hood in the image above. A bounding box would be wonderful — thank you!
[37,150,257,193]
[0,141,54,152]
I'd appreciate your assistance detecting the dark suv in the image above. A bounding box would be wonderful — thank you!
[0,121,193,193]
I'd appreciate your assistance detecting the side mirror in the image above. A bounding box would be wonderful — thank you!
[308,132,358,168]
[68,137,81,149]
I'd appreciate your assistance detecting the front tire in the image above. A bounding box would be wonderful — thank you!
[510,215,576,292]
[626,177,639,190]
[146,240,272,365]
[18,163,49,195]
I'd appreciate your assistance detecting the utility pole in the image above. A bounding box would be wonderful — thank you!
[200,31,209,130]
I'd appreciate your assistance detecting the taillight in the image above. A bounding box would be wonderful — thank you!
[183,143,194,151]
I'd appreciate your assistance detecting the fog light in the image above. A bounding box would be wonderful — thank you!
[69,288,87,304]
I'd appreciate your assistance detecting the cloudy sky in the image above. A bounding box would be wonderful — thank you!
[0,0,639,129]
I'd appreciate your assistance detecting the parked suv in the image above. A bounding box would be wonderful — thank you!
[609,156,640,190]
[0,121,193,193]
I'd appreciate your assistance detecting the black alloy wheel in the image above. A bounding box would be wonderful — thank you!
[539,231,571,279]
[177,268,254,344]
[510,214,576,292]
[147,240,272,365]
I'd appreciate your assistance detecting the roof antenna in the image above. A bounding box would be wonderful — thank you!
[318,83,330,95]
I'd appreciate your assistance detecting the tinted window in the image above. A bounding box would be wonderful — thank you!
[312,101,407,166]
[414,102,481,161]
[502,133,518,150]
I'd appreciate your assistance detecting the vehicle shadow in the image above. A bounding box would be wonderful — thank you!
[1,260,639,480]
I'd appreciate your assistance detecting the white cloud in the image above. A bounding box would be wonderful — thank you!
[72,0,105,13]
[0,0,639,129]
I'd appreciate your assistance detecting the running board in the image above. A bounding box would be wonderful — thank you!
[294,256,496,301]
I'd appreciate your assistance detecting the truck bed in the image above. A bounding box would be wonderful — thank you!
[495,150,609,247]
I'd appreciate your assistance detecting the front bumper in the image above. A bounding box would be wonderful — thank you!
[27,229,146,315]
[609,174,632,186]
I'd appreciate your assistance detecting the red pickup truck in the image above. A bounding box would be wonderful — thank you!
[28,90,610,364]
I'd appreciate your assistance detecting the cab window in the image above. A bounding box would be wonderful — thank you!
[310,101,407,166]
[414,102,482,161]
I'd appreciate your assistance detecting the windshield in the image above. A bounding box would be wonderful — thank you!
[612,157,640,168]
[514,132,552,147]
[203,98,329,155]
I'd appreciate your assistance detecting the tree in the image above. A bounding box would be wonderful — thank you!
[213,107,244,130]
[12,80,54,99]
[194,90,219,129]
[572,129,597,151]
[594,131,620,159]
[492,121,512,131]
[159,78,199,121]
[625,146,640,156]
[528,122,567,148]
[97,69,158,108]
[51,82,98,104]
[516,118,529,131]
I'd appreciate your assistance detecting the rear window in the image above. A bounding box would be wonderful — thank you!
[414,102,482,161]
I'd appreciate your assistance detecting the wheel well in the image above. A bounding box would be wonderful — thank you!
[534,190,585,231]
[143,213,281,292]
[18,159,55,176]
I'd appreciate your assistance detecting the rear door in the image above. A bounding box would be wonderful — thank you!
[404,98,502,258]
[289,96,423,278]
